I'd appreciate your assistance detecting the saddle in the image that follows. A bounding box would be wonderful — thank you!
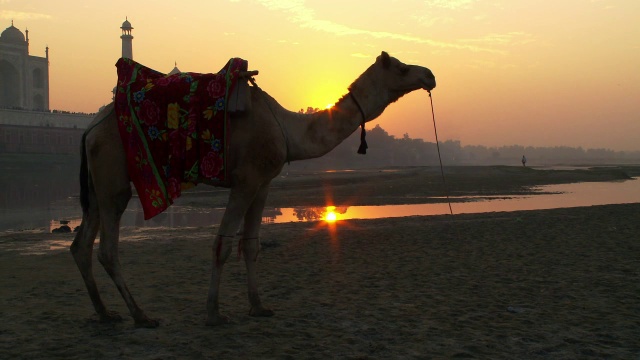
[114,57,257,219]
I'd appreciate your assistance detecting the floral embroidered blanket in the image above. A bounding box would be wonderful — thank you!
[114,57,247,220]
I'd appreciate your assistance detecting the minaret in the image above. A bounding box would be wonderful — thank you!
[120,17,133,59]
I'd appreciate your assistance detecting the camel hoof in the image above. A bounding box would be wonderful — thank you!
[250,307,274,317]
[205,315,231,326]
[135,317,160,328]
[98,311,123,323]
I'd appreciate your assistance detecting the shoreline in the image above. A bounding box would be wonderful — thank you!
[182,165,640,208]
[4,165,639,233]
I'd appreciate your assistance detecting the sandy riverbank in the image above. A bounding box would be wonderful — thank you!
[1,202,639,359]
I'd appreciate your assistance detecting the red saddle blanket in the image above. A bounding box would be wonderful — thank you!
[114,57,247,219]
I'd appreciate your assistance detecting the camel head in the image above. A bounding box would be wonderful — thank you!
[349,51,436,121]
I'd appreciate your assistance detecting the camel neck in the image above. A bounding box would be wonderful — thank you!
[284,94,365,162]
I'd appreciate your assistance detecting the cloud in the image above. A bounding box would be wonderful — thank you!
[458,32,536,47]
[254,0,502,54]
[0,10,52,21]
[411,14,455,27]
[423,0,477,10]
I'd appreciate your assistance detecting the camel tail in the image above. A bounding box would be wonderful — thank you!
[79,132,90,214]
[78,104,114,213]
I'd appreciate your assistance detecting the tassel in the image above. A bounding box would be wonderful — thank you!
[357,123,368,154]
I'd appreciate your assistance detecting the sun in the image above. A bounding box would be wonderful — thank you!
[324,205,338,222]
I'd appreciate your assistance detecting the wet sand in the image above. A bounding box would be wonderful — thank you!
[1,166,639,359]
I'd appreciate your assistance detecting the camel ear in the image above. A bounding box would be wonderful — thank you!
[380,51,391,69]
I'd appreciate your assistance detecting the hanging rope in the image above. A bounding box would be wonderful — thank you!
[428,91,453,215]
[349,92,368,154]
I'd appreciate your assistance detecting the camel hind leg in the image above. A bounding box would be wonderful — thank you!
[90,157,159,328]
[241,181,274,317]
[70,182,122,323]
[71,128,121,323]
[78,109,157,328]
[95,186,158,328]
[206,178,264,326]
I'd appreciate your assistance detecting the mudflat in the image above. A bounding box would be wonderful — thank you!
[1,166,639,359]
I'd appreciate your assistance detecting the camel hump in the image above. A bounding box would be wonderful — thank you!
[229,72,258,112]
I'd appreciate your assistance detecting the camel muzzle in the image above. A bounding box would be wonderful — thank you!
[423,76,436,91]
[421,67,436,91]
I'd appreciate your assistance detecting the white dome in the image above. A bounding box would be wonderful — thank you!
[0,24,26,44]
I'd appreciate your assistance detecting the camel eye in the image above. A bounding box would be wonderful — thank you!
[399,65,410,75]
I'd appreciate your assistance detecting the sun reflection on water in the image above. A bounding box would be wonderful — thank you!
[8,177,637,236]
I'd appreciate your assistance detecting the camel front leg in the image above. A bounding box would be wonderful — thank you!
[206,183,260,326]
[241,182,274,317]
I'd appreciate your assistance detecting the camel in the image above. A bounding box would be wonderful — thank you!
[70,51,436,327]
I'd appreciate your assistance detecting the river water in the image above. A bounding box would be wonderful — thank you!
[1,176,638,233]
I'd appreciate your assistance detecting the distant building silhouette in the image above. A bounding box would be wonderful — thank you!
[0,21,89,154]
[1,19,186,155]
[168,62,181,75]
[120,18,134,59]
[118,19,179,73]
[0,21,49,111]
[112,19,181,99]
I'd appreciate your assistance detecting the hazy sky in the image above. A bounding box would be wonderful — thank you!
[2,0,639,151]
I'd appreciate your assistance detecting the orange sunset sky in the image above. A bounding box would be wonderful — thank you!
[2,0,639,151]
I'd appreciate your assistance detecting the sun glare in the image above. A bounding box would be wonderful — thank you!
[325,103,334,109]
[324,206,338,222]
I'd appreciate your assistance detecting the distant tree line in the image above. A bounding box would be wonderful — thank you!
[0,105,96,116]
[289,121,640,170]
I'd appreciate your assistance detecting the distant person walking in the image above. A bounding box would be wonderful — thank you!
[522,155,527,167]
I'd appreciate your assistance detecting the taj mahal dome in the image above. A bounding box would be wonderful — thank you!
[0,21,50,111]
[0,19,182,154]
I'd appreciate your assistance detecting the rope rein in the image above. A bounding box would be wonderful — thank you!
[349,92,368,154]
[428,91,453,215]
